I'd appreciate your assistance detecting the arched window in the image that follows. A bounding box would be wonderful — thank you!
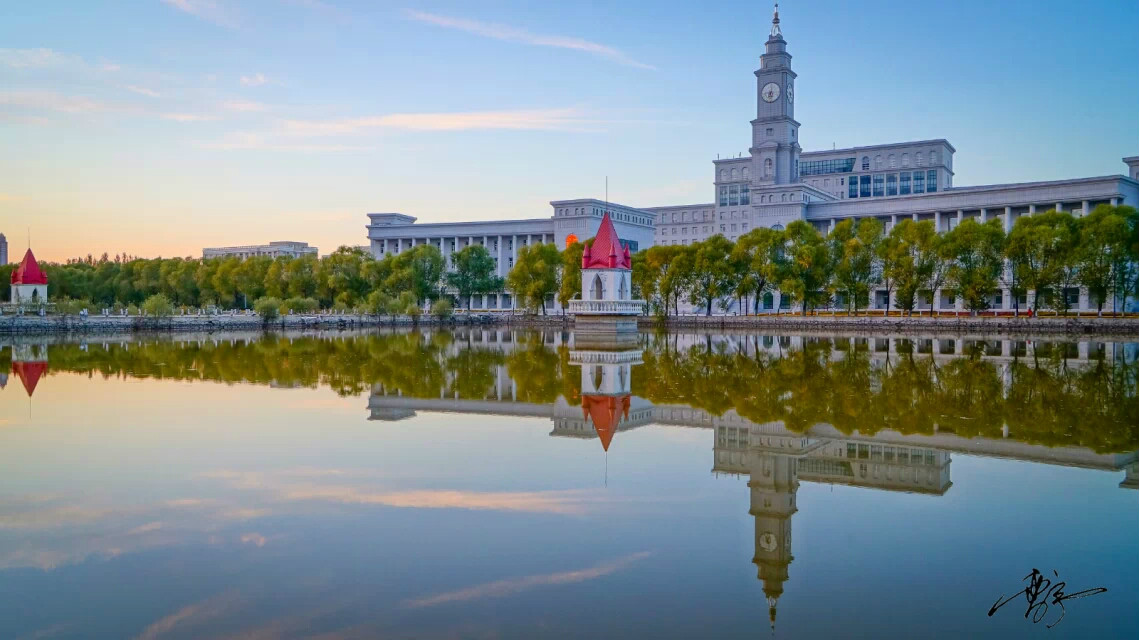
[590,365,604,391]
[742,166,750,178]
[929,151,938,165]
[875,155,883,169]
[782,193,787,202]
[591,274,604,301]
[731,168,738,180]
[888,154,897,168]
[862,156,870,170]
[772,224,785,231]
[916,152,926,167]
[618,274,628,299]
[764,158,773,177]
[720,169,728,181]
[901,153,910,167]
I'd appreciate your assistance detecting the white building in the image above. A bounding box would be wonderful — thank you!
[203,241,318,260]
[365,4,1138,313]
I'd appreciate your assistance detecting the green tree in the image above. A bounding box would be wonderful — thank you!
[906,221,946,315]
[688,235,736,315]
[505,243,561,314]
[254,296,281,322]
[431,297,454,319]
[733,227,781,314]
[141,293,174,317]
[1076,205,1133,315]
[830,218,883,314]
[1005,211,1077,314]
[389,244,445,306]
[879,220,916,315]
[943,218,1006,314]
[446,245,504,310]
[557,242,585,311]
[778,221,831,316]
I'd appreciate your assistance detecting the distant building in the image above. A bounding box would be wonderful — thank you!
[0,233,7,265]
[202,241,318,260]
[10,248,48,305]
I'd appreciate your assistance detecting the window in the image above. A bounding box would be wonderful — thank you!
[720,224,726,232]
[929,151,938,165]
[900,172,911,195]
[848,177,859,198]
[875,155,883,169]
[860,175,871,198]
[731,168,738,180]
[720,169,728,181]
[926,170,938,192]
[862,156,870,170]
[766,127,773,137]
[888,154,897,168]
[729,185,739,206]
[763,158,773,178]
[740,183,750,205]
[800,157,855,176]
[873,174,884,197]
[719,186,728,206]
[886,173,898,196]
[901,153,911,167]
[913,171,925,194]
[916,152,926,167]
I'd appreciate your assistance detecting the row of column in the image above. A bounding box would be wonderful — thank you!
[825,198,1121,235]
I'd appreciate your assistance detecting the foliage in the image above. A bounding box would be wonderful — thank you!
[733,227,782,314]
[445,245,503,310]
[687,235,736,315]
[141,293,174,317]
[558,242,585,309]
[505,243,561,314]
[830,218,883,314]
[253,297,281,321]
[778,221,832,315]
[389,244,445,306]
[431,297,454,319]
[283,296,320,314]
[943,218,1006,313]
[1006,211,1077,313]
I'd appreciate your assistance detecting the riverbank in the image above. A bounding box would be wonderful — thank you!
[3,311,1139,337]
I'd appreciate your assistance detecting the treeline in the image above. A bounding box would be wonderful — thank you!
[14,331,1138,452]
[634,204,1139,316]
[5,204,1136,317]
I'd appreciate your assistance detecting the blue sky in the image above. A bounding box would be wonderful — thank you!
[1,0,1137,260]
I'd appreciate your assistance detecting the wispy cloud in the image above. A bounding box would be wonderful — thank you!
[0,47,75,69]
[127,85,162,98]
[0,90,109,114]
[279,107,595,135]
[404,9,655,70]
[161,0,238,28]
[222,99,267,112]
[162,112,219,122]
[403,552,653,608]
[240,72,268,87]
[196,132,370,152]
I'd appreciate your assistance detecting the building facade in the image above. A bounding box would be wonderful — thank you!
[202,241,318,260]
[365,5,1138,313]
[0,233,7,265]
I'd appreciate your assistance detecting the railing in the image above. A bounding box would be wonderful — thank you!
[568,299,646,315]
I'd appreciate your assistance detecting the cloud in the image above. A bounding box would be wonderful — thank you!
[161,0,238,28]
[0,90,109,114]
[162,112,219,122]
[135,594,237,640]
[101,62,122,72]
[402,552,653,608]
[127,85,162,98]
[0,48,75,69]
[240,73,268,87]
[196,132,370,152]
[278,107,595,135]
[222,100,267,112]
[404,9,655,70]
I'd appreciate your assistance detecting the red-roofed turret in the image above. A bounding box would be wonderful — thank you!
[582,211,630,270]
[11,249,48,285]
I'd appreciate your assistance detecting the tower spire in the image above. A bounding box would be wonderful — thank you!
[770,3,782,38]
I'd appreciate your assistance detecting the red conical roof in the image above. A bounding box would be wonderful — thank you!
[582,212,631,270]
[581,394,631,452]
[12,361,47,397]
[11,249,48,285]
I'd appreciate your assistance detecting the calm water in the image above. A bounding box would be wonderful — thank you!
[1,329,1137,639]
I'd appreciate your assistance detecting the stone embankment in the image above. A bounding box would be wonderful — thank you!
[0,312,570,335]
[646,314,1139,337]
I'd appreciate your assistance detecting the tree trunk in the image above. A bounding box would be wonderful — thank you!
[705,298,712,316]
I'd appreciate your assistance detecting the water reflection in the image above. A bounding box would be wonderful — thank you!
[1,329,1137,638]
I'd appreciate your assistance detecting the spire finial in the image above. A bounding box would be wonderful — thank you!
[770,3,782,38]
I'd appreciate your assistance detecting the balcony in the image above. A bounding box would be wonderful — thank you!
[568,299,646,316]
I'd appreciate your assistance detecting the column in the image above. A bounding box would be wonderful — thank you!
[912,213,919,222]
[934,211,942,232]
[1081,200,1090,217]
[956,209,963,230]
[1002,288,1011,311]
[829,218,836,234]
[1055,202,1063,212]
[1028,204,1036,215]
[890,214,898,230]
[1004,206,1013,233]
[1110,197,1119,206]
[979,208,987,223]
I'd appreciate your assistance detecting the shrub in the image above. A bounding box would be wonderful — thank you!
[141,294,173,317]
[253,297,282,321]
[283,296,320,314]
[431,298,453,319]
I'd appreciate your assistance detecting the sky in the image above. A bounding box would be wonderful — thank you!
[1,0,1137,262]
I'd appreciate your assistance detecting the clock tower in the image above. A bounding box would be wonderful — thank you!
[752,3,800,186]
[749,443,800,634]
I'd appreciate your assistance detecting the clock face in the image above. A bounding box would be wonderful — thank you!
[760,532,778,552]
[786,83,794,103]
[761,82,780,103]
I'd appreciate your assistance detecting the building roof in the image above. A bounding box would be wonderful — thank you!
[581,211,631,269]
[11,249,47,285]
[581,394,630,452]
[12,361,47,397]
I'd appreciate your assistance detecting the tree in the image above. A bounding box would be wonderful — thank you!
[505,243,561,314]
[431,297,454,319]
[1005,211,1077,314]
[778,221,831,316]
[830,218,882,314]
[880,220,916,315]
[447,245,504,310]
[320,247,372,308]
[687,235,736,315]
[254,296,281,322]
[633,245,682,316]
[907,221,947,315]
[1076,205,1133,315]
[943,218,1005,314]
[557,242,585,311]
[733,227,782,314]
[141,293,173,317]
[659,248,694,316]
[388,244,444,306]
